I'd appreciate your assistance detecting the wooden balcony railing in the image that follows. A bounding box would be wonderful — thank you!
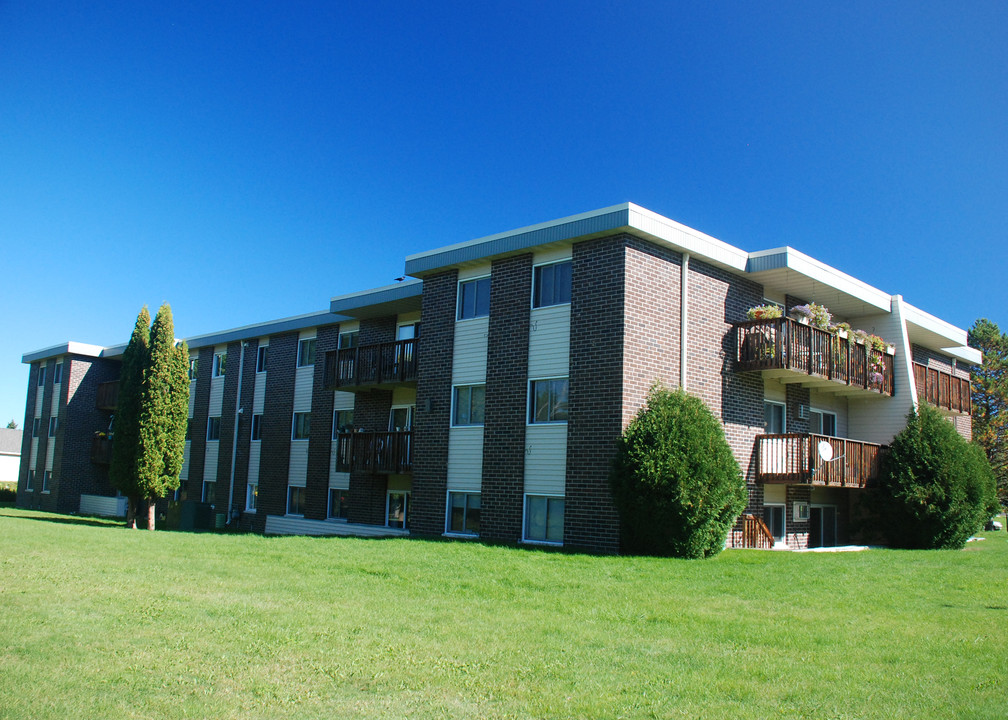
[334,431,412,474]
[323,339,417,389]
[755,433,885,488]
[741,514,775,549]
[91,435,113,465]
[95,381,120,410]
[913,362,971,415]
[735,318,894,396]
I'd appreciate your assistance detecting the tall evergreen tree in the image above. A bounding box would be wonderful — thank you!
[109,306,150,528]
[135,304,190,530]
[968,318,1008,508]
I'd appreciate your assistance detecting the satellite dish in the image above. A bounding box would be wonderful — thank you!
[817,441,834,462]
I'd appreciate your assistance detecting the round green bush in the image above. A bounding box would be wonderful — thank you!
[874,404,998,549]
[610,385,746,558]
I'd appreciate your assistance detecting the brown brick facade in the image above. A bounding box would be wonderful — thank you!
[306,326,339,520]
[254,332,298,531]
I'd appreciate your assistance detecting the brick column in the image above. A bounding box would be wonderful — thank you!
[306,325,339,520]
[255,332,297,532]
[410,270,457,536]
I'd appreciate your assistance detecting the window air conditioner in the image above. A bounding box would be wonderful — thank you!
[794,502,810,522]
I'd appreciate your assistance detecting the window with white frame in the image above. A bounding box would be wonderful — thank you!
[42,470,51,493]
[32,418,40,437]
[189,357,198,381]
[452,385,485,426]
[53,362,63,385]
[297,338,316,367]
[38,365,46,386]
[810,409,837,437]
[246,482,258,512]
[287,485,305,516]
[332,409,354,437]
[524,495,564,544]
[48,417,58,437]
[338,331,358,349]
[764,401,785,434]
[213,352,226,378]
[292,412,311,440]
[251,414,263,441]
[206,417,221,441]
[256,345,268,373]
[26,469,35,491]
[328,488,349,520]
[763,504,785,544]
[529,378,569,423]
[203,480,217,504]
[389,406,413,431]
[458,276,491,320]
[532,260,571,308]
[447,492,480,535]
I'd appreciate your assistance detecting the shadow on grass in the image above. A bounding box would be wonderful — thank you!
[1,507,124,530]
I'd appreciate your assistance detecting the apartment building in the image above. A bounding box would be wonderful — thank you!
[16,203,978,551]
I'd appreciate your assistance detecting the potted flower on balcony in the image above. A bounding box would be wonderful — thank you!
[746,304,783,321]
[789,302,831,330]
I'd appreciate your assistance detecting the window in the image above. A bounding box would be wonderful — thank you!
[251,414,263,441]
[524,495,564,544]
[810,409,837,437]
[333,409,354,437]
[298,338,317,367]
[213,352,226,378]
[292,412,311,440]
[458,277,491,320]
[452,385,486,426]
[26,469,35,491]
[338,331,359,349]
[32,418,40,437]
[389,406,413,431]
[532,260,571,308]
[386,490,408,529]
[38,365,46,386]
[207,417,221,441]
[53,362,63,385]
[764,401,785,434]
[328,488,349,520]
[203,481,216,504]
[48,417,58,437]
[447,492,480,535]
[287,486,305,516]
[42,470,51,493]
[397,323,419,341]
[529,378,569,423]
[246,482,258,512]
[189,358,199,381]
[256,346,268,373]
[764,505,785,544]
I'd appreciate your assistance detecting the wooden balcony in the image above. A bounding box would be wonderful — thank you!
[323,339,417,390]
[740,514,774,549]
[91,435,113,465]
[755,433,886,488]
[913,362,971,415]
[334,431,412,474]
[95,381,119,410]
[734,319,894,396]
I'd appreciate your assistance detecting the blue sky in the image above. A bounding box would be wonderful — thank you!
[1,1,1005,424]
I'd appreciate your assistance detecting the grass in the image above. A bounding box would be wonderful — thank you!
[0,505,1005,719]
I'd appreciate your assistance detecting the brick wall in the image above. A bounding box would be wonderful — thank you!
[213,341,243,509]
[31,359,55,511]
[481,255,531,543]
[306,325,339,520]
[254,332,297,531]
[411,271,457,535]
[185,346,214,501]
[566,237,626,553]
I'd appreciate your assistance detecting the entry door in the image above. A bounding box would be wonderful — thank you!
[808,506,837,548]
[389,406,414,432]
[386,490,409,529]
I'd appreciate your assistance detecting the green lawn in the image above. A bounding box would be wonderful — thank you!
[0,506,1005,720]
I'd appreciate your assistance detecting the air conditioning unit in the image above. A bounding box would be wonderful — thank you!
[794,502,810,522]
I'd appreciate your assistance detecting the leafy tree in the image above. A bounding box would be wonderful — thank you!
[134,304,190,530]
[109,307,150,528]
[6,420,17,429]
[610,385,746,558]
[968,318,1008,508]
[873,404,998,549]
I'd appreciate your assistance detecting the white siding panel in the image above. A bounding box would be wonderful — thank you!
[203,442,219,483]
[45,442,55,471]
[180,441,191,480]
[293,367,313,411]
[288,442,308,486]
[528,305,570,378]
[446,427,484,492]
[333,391,354,410]
[329,470,350,490]
[247,442,261,483]
[458,262,492,282]
[253,373,267,413]
[188,383,196,418]
[453,317,489,384]
[533,248,572,266]
[209,378,225,415]
[523,424,567,495]
[392,387,416,406]
[763,484,786,504]
[29,438,38,468]
[34,391,43,416]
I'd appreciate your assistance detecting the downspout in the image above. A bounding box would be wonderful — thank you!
[226,341,248,524]
[681,253,690,389]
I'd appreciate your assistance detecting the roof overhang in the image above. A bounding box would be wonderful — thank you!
[330,279,423,319]
[22,341,106,364]
[901,300,980,365]
[183,310,348,350]
[746,247,892,320]
[404,202,750,278]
